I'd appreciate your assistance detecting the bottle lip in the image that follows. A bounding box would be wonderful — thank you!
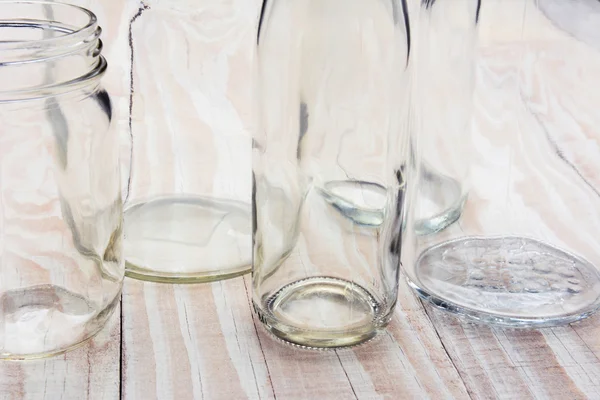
[0,1,98,53]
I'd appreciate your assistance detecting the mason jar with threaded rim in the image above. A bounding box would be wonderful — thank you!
[0,1,122,359]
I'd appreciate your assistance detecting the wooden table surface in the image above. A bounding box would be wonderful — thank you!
[3,0,600,399]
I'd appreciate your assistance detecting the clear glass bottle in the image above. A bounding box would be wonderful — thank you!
[405,0,600,327]
[123,0,253,283]
[0,1,122,359]
[253,0,413,348]
[412,0,479,235]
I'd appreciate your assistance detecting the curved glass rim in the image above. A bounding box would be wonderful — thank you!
[0,1,98,52]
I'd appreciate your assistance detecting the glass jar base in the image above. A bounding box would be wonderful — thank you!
[412,236,600,327]
[255,276,388,349]
[124,196,252,283]
[0,285,120,360]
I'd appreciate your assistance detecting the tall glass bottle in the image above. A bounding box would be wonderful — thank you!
[405,0,600,327]
[413,0,479,235]
[253,0,413,348]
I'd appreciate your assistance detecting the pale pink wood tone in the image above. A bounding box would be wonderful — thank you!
[9,0,600,399]
[120,275,468,400]
[121,278,273,399]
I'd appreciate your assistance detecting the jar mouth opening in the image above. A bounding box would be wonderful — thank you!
[0,1,97,52]
[0,1,105,100]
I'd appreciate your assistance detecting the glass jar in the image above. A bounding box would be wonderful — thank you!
[405,0,600,327]
[0,2,122,359]
[123,0,253,283]
[253,0,413,348]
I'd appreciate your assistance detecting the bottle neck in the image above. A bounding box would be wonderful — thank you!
[0,1,105,102]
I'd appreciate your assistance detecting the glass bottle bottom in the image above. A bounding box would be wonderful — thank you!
[411,236,600,327]
[317,167,465,235]
[319,180,387,227]
[255,276,388,349]
[124,196,252,283]
[0,285,120,360]
[414,164,466,235]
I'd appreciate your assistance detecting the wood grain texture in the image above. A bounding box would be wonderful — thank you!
[9,0,600,399]
[425,305,600,399]
[121,276,469,400]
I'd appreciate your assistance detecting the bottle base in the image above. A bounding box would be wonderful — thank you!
[124,196,252,283]
[319,180,387,227]
[254,276,389,349]
[411,236,600,327]
[414,164,466,236]
[0,285,120,360]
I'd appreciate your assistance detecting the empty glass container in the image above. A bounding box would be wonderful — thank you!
[123,0,254,282]
[412,0,477,236]
[405,0,600,327]
[0,1,122,359]
[253,0,413,348]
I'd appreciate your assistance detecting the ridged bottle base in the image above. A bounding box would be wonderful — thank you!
[254,276,390,349]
